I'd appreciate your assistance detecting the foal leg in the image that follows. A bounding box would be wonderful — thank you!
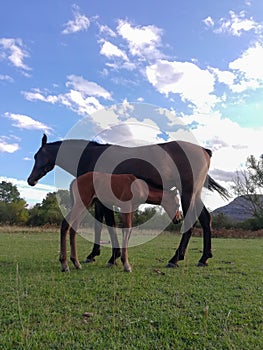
[121,228,132,272]
[69,226,82,270]
[197,203,213,266]
[121,213,133,272]
[59,218,70,272]
[68,207,87,269]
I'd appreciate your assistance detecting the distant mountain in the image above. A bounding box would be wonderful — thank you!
[212,195,263,222]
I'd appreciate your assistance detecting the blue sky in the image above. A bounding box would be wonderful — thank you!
[1,0,263,209]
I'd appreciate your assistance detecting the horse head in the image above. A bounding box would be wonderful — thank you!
[27,134,56,186]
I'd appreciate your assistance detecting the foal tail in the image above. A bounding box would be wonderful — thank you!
[206,175,231,200]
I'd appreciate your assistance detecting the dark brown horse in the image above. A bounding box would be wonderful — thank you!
[27,134,229,267]
[60,172,181,272]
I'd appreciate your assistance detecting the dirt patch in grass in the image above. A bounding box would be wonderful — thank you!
[193,227,263,238]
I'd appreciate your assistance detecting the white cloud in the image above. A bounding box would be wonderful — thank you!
[169,111,263,175]
[0,38,31,71]
[99,40,136,70]
[4,112,52,133]
[23,75,111,118]
[228,42,263,92]
[116,19,163,60]
[62,90,104,116]
[209,43,263,93]
[92,120,168,146]
[23,89,59,104]
[62,5,90,34]
[0,137,19,153]
[166,112,263,208]
[146,59,217,112]
[203,16,214,27]
[100,40,128,61]
[66,75,112,99]
[99,24,116,37]
[25,89,104,117]
[0,74,14,82]
[105,61,136,71]
[215,10,263,36]
[210,67,235,86]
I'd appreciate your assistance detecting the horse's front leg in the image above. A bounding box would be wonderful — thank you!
[167,194,196,268]
[167,227,193,268]
[59,218,70,272]
[70,227,82,270]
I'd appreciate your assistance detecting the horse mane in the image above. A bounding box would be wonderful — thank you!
[47,140,110,147]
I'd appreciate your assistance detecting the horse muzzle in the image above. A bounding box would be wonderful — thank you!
[27,177,38,186]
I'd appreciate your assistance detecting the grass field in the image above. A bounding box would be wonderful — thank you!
[0,227,262,349]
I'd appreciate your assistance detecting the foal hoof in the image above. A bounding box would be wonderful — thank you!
[61,266,70,272]
[166,262,179,268]
[124,267,132,273]
[197,261,208,267]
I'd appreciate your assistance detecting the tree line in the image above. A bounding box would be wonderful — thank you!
[0,155,262,229]
[0,180,180,230]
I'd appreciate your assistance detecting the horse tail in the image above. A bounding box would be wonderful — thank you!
[206,175,230,200]
[204,148,212,157]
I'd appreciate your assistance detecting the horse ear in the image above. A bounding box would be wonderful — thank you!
[42,134,47,147]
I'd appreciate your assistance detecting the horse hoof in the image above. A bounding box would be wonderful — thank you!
[197,261,208,267]
[166,262,179,268]
[76,264,82,270]
[84,258,95,263]
[106,262,116,268]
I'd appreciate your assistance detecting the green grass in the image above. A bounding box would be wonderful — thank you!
[0,229,262,349]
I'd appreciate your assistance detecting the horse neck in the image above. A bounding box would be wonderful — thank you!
[52,139,91,177]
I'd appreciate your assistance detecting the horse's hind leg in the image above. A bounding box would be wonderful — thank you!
[104,206,121,267]
[197,203,212,266]
[106,225,121,267]
[85,201,103,263]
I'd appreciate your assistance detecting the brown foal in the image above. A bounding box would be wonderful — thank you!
[59,172,181,272]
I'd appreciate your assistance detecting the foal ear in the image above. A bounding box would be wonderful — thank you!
[42,134,47,147]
